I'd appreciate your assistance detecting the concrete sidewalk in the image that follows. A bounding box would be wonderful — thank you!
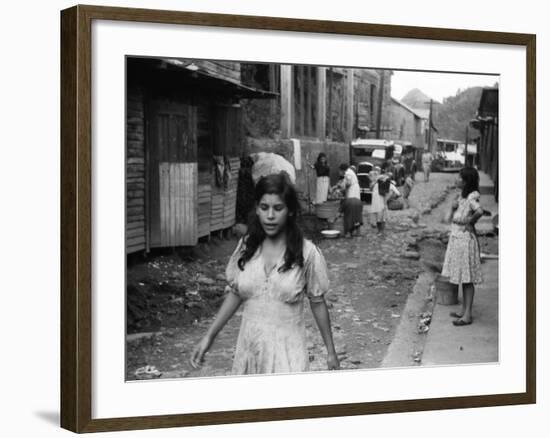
[421,259,498,366]
[421,171,499,366]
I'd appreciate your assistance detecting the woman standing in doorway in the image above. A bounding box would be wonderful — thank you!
[190,173,339,374]
[442,167,484,326]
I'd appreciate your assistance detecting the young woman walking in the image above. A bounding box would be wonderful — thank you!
[191,173,339,374]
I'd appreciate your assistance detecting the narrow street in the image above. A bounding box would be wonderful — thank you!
[126,173,459,380]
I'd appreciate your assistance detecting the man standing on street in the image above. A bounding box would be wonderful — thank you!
[421,150,433,182]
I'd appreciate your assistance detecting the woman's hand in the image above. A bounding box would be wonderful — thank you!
[327,352,340,370]
[190,335,212,369]
[189,291,242,369]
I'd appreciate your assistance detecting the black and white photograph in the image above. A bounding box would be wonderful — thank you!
[125,57,499,380]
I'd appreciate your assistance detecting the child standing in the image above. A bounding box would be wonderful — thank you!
[370,174,401,234]
[402,173,414,208]
[442,167,484,326]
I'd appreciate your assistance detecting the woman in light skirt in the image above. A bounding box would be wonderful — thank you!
[313,153,330,204]
[442,167,484,326]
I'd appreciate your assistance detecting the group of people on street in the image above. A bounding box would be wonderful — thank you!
[189,151,484,376]
[312,153,408,237]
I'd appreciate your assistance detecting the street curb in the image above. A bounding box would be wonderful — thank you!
[381,271,436,368]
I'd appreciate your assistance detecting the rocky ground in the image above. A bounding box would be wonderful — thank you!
[126,172,498,380]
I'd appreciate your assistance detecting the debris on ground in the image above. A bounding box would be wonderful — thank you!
[417,311,433,334]
[134,365,162,379]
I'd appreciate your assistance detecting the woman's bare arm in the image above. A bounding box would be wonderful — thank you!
[466,207,484,232]
[190,291,242,368]
[310,298,340,370]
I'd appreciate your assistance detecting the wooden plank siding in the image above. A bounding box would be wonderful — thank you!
[147,101,197,248]
[126,63,255,252]
[159,162,198,246]
[198,182,212,237]
[197,103,213,237]
[126,84,146,254]
[223,157,241,228]
[210,105,242,232]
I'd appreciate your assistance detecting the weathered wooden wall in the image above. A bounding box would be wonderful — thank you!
[147,101,197,248]
[126,84,146,254]
[197,103,213,238]
[210,105,243,232]
[159,162,198,246]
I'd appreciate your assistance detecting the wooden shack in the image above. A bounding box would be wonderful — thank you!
[126,57,275,254]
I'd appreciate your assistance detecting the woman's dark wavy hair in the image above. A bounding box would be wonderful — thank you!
[316,152,327,164]
[460,167,480,198]
[238,172,304,272]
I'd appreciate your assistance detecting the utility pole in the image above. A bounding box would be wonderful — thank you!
[427,99,434,153]
[423,99,440,153]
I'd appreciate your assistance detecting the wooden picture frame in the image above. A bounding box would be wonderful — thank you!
[60,4,536,433]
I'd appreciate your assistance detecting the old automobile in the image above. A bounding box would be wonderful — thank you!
[349,139,395,202]
[432,138,464,172]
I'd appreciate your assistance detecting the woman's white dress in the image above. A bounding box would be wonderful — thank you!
[225,239,329,375]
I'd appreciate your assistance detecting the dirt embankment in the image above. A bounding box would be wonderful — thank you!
[126,239,240,334]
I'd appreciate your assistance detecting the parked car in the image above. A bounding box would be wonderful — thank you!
[350,139,395,202]
[356,161,374,203]
[432,139,464,172]
[350,139,395,169]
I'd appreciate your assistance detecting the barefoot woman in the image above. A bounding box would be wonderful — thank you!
[442,167,484,326]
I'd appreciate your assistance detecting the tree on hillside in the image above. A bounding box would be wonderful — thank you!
[401,86,484,142]
[433,87,483,140]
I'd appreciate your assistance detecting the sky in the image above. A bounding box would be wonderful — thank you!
[390,70,499,103]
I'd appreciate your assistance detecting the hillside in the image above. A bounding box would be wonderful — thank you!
[401,86,485,141]
[401,88,437,110]
[433,87,483,140]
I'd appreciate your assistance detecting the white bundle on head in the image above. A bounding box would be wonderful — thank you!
[250,152,296,185]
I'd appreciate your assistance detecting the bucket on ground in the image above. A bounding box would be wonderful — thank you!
[435,274,458,305]
[315,200,341,220]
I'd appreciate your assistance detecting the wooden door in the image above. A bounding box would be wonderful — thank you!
[147,100,198,247]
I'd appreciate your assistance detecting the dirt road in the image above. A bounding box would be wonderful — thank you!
[126,172,459,380]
